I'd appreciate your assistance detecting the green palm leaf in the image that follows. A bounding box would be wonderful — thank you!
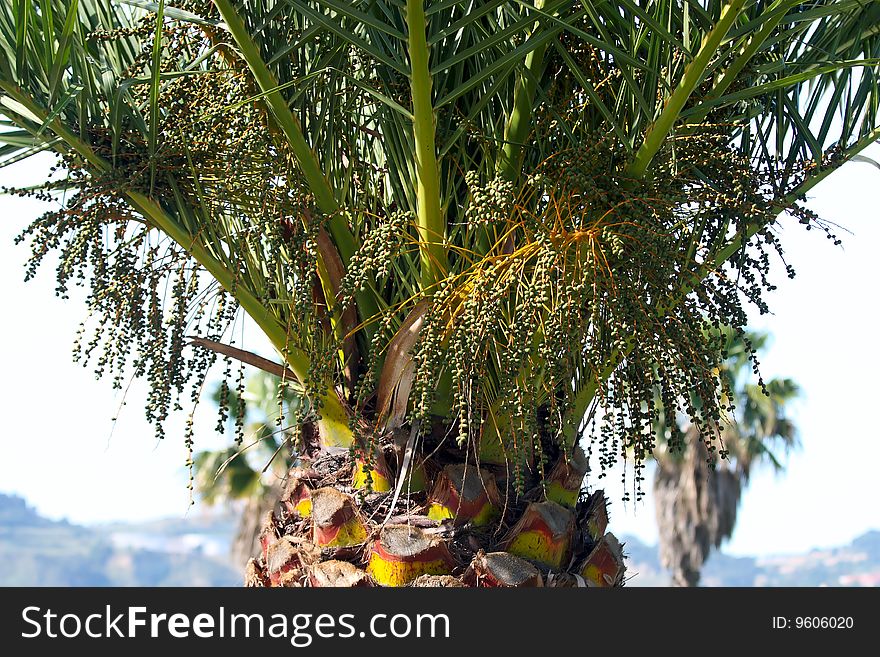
[1,0,878,485]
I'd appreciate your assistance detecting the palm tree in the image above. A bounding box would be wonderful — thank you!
[194,371,302,569]
[653,330,798,586]
[1,0,878,587]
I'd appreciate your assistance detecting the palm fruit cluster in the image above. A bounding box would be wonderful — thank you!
[6,1,844,580]
[245,444,625,588]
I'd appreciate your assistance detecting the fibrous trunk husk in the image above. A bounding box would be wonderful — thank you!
[309,560,375,587]
[410,574,466,587]
[502,501,575,570]
[245,558,269,587]
[352,448,394,492]
[281,476,313,518]
[244,447,625,588]
[546,446,589,508]
[366,524,456,587]
[427,464,500,526]
[266,536,319,587]
[580,533,625,587]
[464,550,543,587]
[310,487,369,548]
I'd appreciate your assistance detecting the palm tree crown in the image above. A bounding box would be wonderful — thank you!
[1,2,878,585]
[654,329,799,586]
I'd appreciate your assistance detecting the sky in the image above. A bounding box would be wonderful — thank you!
[1,148,879,557]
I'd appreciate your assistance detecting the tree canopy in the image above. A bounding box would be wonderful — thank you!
[1,1,878,497]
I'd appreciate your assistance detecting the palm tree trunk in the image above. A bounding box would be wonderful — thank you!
[231,483,283,571]
[653,430,741,587]
[243,438,625,588]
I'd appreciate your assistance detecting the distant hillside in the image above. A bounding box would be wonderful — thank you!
[0,493,238,586]
[624,530,880,586]
[2,491,879,586]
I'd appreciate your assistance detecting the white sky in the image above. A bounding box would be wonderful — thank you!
[1,148,878,557]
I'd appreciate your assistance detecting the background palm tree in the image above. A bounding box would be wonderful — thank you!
[194,371,302,568]
[1,0,878,587]
[653,330,799,586]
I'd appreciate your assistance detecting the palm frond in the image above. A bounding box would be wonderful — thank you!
[2,0,879,483]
